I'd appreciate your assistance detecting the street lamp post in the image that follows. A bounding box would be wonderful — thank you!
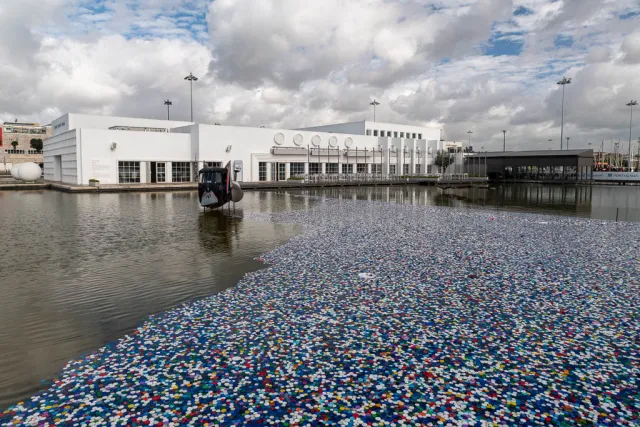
[626,100,637,171]
[566,137,570,150]
[164,99,172,120]
[557,76,572,150]
[502,130,506,152]
[184,72,198,122]
[370,99,380,122]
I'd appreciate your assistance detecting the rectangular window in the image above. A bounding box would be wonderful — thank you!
[415,164,421,174]
[309,163,320,175]
[412,133,417,139]
[204,161,222,168]
[403,164,410,175]
[157,163,166,182]
[394,131,398,138]
[389,164,396,175]
[427,165,432,174]
[341,163,352,174]
[290,162,305,176]
[357,163,367,173]
[172,162,191,182]
[372,164,382,174]
[259,162,267,181]
[418,133,422,139]
[373,130,378,137]
[326,163,338,174]
[118,161,140,183]
[400,132,404,138]
[366,130,371,136]
[278,163,286,180]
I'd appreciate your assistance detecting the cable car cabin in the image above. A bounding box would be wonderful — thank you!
[198,167,231,208]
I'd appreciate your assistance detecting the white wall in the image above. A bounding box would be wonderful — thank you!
[78,129,191,185]
[296,121,366,135]
[43,129,78,183]
[363,121,440,141]
[53,113,193,137]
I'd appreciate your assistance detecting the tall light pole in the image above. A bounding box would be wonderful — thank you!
[164,99,172,120]
[502,130,506,152]
[566,136,570,150]
[184,72,198,122]
[557,76,572,150]
[370,99,380,122]
[626,100,637,171]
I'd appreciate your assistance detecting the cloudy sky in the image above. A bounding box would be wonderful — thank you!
[0,0,639,150]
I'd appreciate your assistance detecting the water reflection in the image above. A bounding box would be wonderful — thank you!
[280,183,640,222]
[0,191,300,409]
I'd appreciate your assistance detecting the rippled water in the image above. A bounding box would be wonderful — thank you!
[1,183,639,409]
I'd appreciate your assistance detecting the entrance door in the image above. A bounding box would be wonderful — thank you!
[53,155,62,181]
[150,162,157,183]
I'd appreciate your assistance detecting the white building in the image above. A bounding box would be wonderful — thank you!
[44,113,446,185]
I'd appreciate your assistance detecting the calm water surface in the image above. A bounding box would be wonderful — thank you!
[1,183,639,408]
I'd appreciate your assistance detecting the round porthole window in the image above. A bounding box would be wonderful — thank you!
[344,137,353,148]
[328,136,338,147]
[293,134,303,146]
[311,135,321,147]
[274,132,285,145]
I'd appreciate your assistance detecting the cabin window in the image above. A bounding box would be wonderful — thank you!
[326,163,338,174]
[366,130,371,136]
[394,131,398,138]
[258,162,267,181]
[357,163,367,173]
[415,164,421,174]
[172,162,191,182]
[418,133,422,140]
[372,164,382,174]
[204,161,222,168]
[400,132,404,138]
[412,133,417,139]
[389,165,396,175]
[290,162,305,176]
[373,130,378,137]
[199,171,223,184]
[118,161,140,183]
[403,164,410,175]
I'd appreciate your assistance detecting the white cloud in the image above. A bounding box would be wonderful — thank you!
[0,0,639,151]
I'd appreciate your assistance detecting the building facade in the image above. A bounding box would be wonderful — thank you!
[1,121,52,172]
[44,113,445,185]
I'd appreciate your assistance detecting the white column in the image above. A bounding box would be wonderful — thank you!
[267,162,273,181]
[367,163,371,173]
[410,147,416,175]
[321,162,326,174]
[166,162,173,182]
[304,162,309,175]
[285,162,291,179]
[352,163,357,174]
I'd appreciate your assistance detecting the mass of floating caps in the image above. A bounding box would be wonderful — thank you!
[3,198,639,426]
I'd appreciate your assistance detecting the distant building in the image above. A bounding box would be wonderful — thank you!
[44,113,449,185]
[1,121,51,172]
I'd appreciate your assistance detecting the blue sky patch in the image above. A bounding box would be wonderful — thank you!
[554,35,574,48]
[484,34,524,56]
[514,6,533,16]
[619,10,640,20]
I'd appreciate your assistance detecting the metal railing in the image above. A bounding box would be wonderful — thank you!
[297,173,408,184]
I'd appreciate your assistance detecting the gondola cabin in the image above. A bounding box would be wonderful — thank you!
[198,164,243,209]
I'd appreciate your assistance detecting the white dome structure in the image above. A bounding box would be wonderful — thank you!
[10,164,22,180]
[17,162,42,182]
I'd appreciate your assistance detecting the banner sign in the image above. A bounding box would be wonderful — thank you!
[592,172,640,182]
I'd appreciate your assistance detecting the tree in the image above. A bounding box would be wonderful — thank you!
[10,140,18,151]
[30,138,43,152]
[434,150,454,172]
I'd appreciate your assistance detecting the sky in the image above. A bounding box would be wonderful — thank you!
[0,0,639,151]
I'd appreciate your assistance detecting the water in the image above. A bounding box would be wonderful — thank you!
[0,191,305,408]
[1,183,639,409]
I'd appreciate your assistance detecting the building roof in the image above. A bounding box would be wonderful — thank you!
[468,149,593,158]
